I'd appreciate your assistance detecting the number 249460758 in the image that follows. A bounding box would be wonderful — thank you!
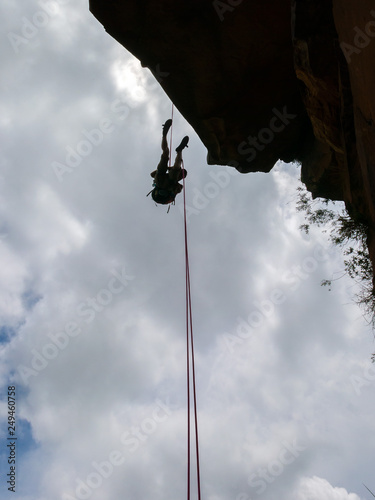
[8,386,16,434]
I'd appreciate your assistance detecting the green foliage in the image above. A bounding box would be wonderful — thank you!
[296,186,375,330]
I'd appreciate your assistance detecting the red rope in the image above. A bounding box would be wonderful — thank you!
[182,160,202,500]
[169,103,202,500]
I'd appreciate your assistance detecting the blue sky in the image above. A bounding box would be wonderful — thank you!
[0,1,375,500]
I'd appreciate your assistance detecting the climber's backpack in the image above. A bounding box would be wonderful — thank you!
[147,184,176,205]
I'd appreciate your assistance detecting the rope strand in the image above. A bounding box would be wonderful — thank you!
[182,159,202,500]
[169,103,201,500]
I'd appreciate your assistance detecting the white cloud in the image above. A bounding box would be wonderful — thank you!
[0,241,29,325]
[27,183,91,258]
[293,476,362,500]
[1,1,375,500]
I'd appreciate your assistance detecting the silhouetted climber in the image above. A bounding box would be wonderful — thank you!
[148,119,189,205]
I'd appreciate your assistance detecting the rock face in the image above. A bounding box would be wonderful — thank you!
[292,0,375,265]
[89,0,375,269]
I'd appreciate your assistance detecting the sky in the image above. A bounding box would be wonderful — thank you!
[1,1,375,500]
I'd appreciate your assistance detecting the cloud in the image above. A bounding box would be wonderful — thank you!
[1,1,374,500]
[293,476,362,500]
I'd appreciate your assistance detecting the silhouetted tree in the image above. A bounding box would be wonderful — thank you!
[296,186,375,331]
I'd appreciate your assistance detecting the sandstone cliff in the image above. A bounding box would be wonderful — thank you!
[89,0,375,273]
